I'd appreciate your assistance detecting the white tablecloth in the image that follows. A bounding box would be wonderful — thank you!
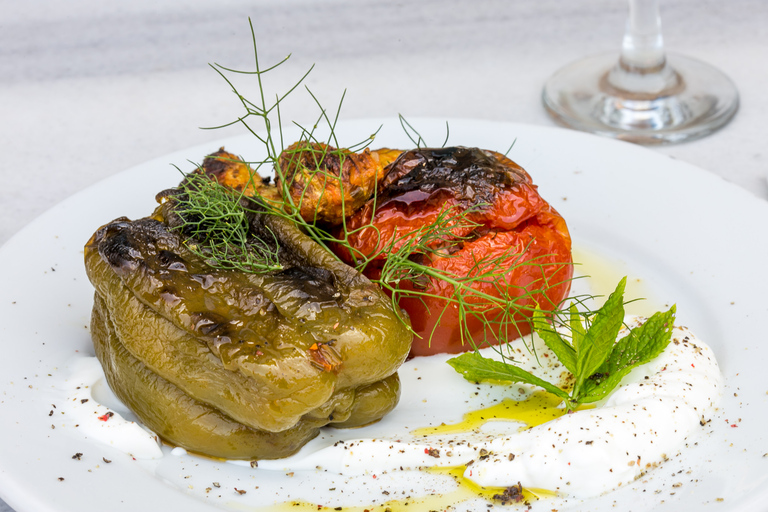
[1,0,766,510]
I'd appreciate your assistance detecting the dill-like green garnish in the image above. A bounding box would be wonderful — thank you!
[172,172,282,273]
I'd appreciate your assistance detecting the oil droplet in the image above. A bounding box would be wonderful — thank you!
[412,390,570,436]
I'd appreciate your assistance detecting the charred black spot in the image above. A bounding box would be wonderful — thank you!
[272,266,337,301]
[156,250,188,272]
[97,218,183,276]
[203,150,239,178]
[97,221,143,272]
[379,147,529,209]
[261,266,342,321]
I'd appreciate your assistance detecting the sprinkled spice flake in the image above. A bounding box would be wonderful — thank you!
[268,317,722,501]
[493,482,524,505]
[98,412,114,422]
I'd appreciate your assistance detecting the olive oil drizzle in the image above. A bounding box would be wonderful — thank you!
[429,466,558,503]
[263,467,556,512]
[412,390,570,436]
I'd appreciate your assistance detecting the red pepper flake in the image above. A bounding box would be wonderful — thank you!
[730,424,739,428]
[372,474,377,479]
[308,342,342,373]
[691,364,696,368]
[98,412,114,422]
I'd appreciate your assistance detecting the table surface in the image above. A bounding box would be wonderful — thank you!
[1,0,767,510]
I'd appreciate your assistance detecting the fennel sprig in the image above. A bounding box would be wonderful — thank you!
[171,172,283,273]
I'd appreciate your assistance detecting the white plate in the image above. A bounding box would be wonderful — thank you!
[1,119,766,512]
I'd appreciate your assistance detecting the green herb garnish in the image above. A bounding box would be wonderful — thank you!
[447,277,677,412]
[172,172,283,273]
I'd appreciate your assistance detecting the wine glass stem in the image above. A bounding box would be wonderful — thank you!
[621,0,665,71]
[607,0,678,96]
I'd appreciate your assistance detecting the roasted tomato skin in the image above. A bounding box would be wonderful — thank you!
[334,147,573,358]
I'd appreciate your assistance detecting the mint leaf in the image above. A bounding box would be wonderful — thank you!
[607,304,676,370]
[569,303,586,353]
[446,276,676,416]
[579,305,676,403]
[572,277,626,396]
[447,352,570,402]
[533,307,576,374]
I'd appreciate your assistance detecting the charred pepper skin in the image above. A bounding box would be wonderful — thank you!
[84,182,412,460]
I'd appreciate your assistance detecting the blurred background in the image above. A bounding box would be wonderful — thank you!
[2,0,767,252]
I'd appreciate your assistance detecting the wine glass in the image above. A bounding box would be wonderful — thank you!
[541,0,739,145]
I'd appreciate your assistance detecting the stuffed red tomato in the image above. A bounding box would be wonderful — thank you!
[333,146,573,357]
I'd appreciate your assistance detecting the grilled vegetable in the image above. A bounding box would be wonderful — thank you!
[335,146,573,357]
[84,162,412,460]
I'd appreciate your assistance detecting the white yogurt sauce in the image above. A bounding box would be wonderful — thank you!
[61,357,162,459]
[66,315,722,500]
[258,316,723,499]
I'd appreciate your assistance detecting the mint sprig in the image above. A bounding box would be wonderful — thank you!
[447,277,677,412]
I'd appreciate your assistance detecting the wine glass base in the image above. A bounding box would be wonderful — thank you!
[542,52,739,145]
